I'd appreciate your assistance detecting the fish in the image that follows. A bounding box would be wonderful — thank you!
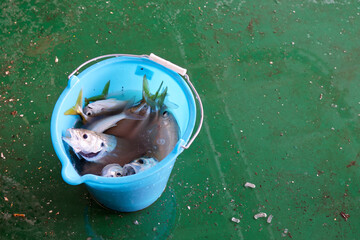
[65,90,140,128]
[84,108,145,134]
[64,81,111,123]
[83,98,128,117]
[104,75,167,139]
[62,128,116,162]
[143,108,180,161]
[84,75,161,134]
[104,77,180,161]
[62,128,146,166]
[101,163,123,177]
[122,157,158,176]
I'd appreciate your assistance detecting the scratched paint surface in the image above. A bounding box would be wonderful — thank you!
[1,0,360,239]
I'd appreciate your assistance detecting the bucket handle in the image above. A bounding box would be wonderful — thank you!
[67,53,203,149]
[181,73,204,149]
[148,54,203,149]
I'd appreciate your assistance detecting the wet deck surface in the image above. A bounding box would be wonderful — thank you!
[1,0,360,239]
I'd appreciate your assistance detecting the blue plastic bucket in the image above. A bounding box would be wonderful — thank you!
[51,54,201,212]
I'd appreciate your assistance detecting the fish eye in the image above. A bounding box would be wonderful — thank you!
[83,134,88,139]
[101,142,105,147]
[87,112,91,116]
[137,159,145,164]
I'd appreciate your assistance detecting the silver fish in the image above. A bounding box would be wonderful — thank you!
[122,157,158,176]
[62,128,146,165]
[101,163,123,177]
[65,80,111,123]
[65,89,137,128]
[85,110,145,134]
[87,75,169,136]
[83,98,128,117]
[63,128,117,162]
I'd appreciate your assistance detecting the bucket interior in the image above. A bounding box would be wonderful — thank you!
[51,56,196,185]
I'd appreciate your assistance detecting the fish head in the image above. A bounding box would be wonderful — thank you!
[101,164,123,177]
[83,105,96,117]
[159,108,176,127]
[62,128,116,162]
[84,99,127,117]
[148,108,180,160]
[122,157,158,176]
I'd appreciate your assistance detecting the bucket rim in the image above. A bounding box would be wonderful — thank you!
[51,55,197,185]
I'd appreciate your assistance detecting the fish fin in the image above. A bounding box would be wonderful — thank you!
[84,80,110,106]
[152,81,164,101]
[64,89,84,117]
[64,107,78,115]
[84,95,106,105]
[142,75,151,102]
[76,89,83,107]
[142,76,168,109]
[102,80,110,96]
[164,99,179,109]
[157,86,168,107]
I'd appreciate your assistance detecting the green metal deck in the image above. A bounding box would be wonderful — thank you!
[1,0,359,239]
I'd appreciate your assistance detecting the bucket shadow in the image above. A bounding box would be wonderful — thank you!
[84,186,177,240]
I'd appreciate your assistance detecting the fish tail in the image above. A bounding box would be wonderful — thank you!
[152,81,164,101]
[142,76,167,109]
[102,80,110,96]
[142,75,151,102]
[64,89,83,115]
[64,89,88,122]
[157,86,168,107]
[84,80,110,106]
